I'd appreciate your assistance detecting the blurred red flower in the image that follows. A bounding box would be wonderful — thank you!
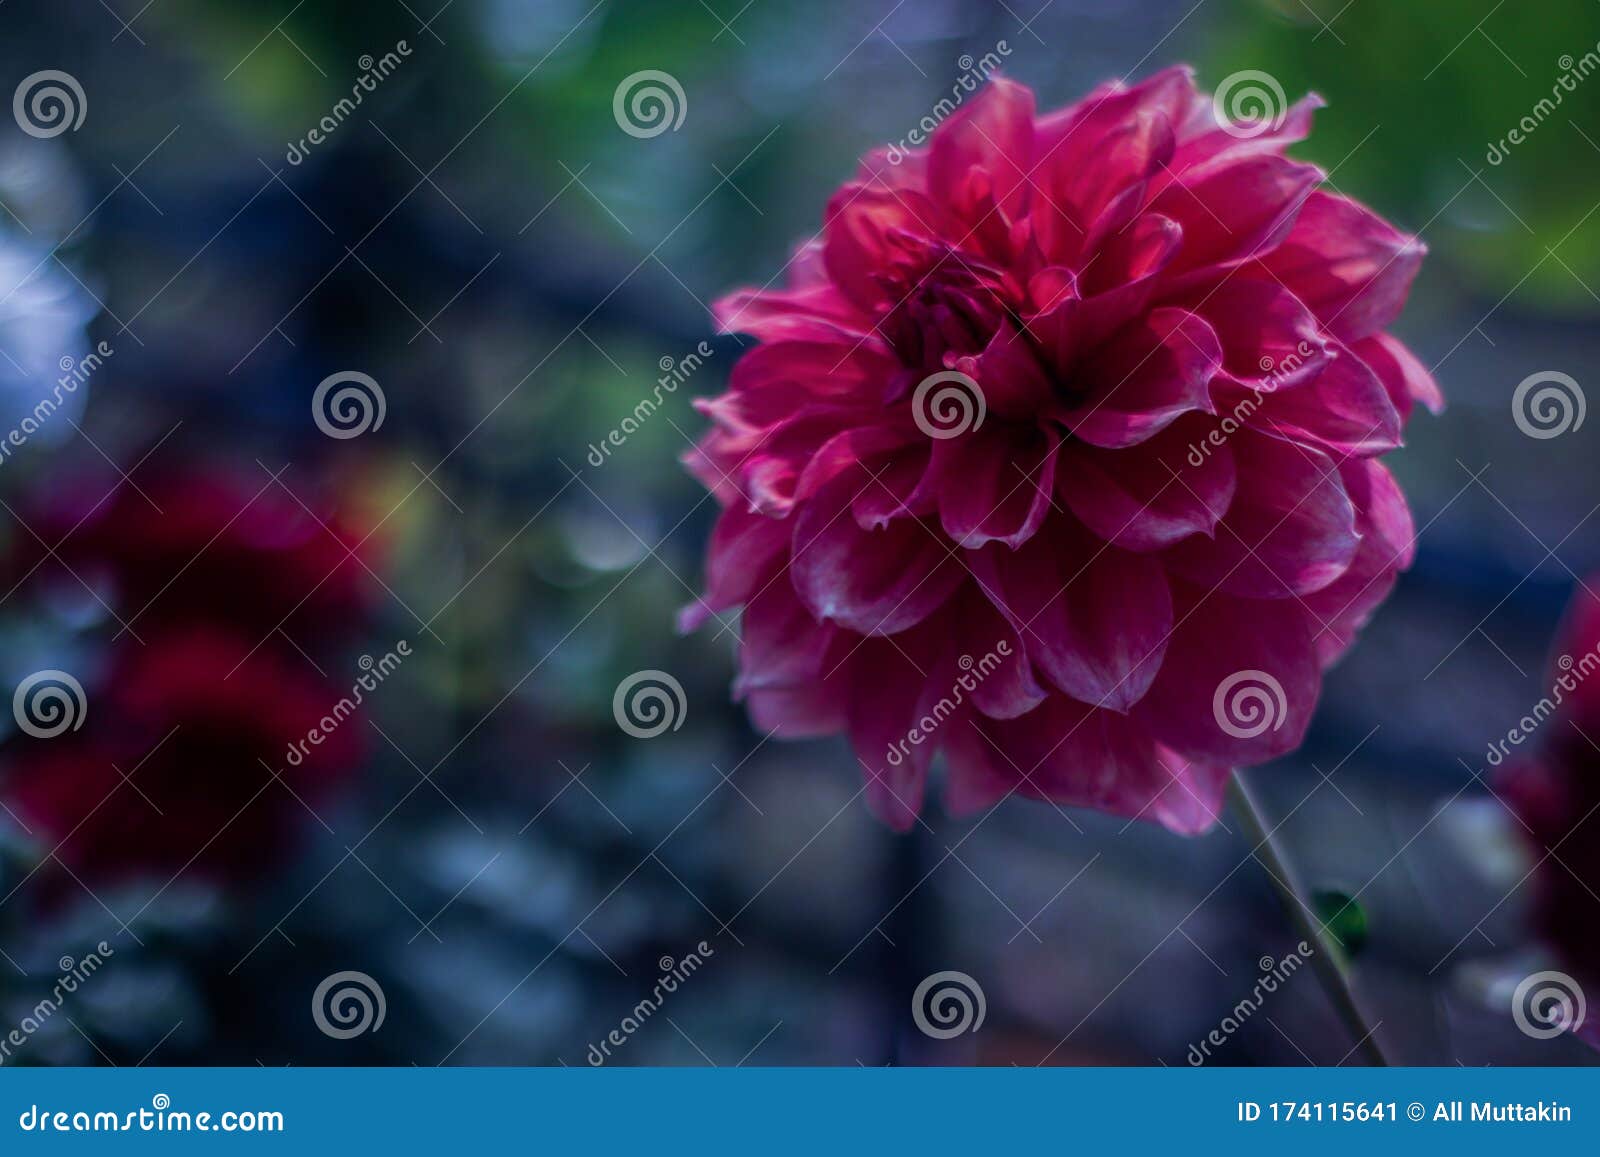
[684,69,1438,833]
[1502,588,1600,1048]
[12,467,376,639]
[7,628,363,884]
[3,463,379,890]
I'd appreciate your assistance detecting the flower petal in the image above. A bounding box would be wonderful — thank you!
[1061,307,1221,447]
[920,422,1059,549]
[1164,430,1358,597]
[1257,190,1425,343]
[929,77,1036,222]
[790,470,965,635]
[1055,413,1237,552]
[1134,585,1319,766]
[1355,332,1444,419]
[972,520,1173,712]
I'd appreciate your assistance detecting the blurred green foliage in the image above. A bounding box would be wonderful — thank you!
[1214,0,1600,309]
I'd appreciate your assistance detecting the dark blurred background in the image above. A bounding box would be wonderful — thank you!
[0,0,1597,1066]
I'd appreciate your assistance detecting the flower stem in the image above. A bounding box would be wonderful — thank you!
[1226,770,1388,1066]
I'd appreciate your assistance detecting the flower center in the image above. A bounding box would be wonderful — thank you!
[879,257,1015,383]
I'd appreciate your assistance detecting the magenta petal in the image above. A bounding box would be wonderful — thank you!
[929,78,1036,221]
[678,504,790,632]
[956,588,1049,719]
[1259,190,1425,343]
[823,184,956,312]
[1134,587,1319,766]
[944,695,1228,833]
[923,423,1059,549]
[1081,211,1184,297]
[790,471,965,636]
[962,322,1056,418]
[1191,278,1330,389]
[1164,430,1358,597]
[746,683,846,738]
[735,579,840,693]
[974,522,1173,712]
[1165,93,1323,180]
[1356,333,1444,419]
[1154,153,1322,283]
[1062,307,1221,447]
[794,426,925,515]
[1055,414,1236,552]
[847,630,950,831]
[1254,341,1404,458]
[1301,459,1415,665]
[851,444,935,530]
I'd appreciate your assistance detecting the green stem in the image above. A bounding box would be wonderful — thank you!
[1227,770,1388,1066]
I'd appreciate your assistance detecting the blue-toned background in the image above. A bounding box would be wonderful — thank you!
[0,0,1596,1066]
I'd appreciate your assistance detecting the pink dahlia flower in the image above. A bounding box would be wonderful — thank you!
[683,69,1440,834]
